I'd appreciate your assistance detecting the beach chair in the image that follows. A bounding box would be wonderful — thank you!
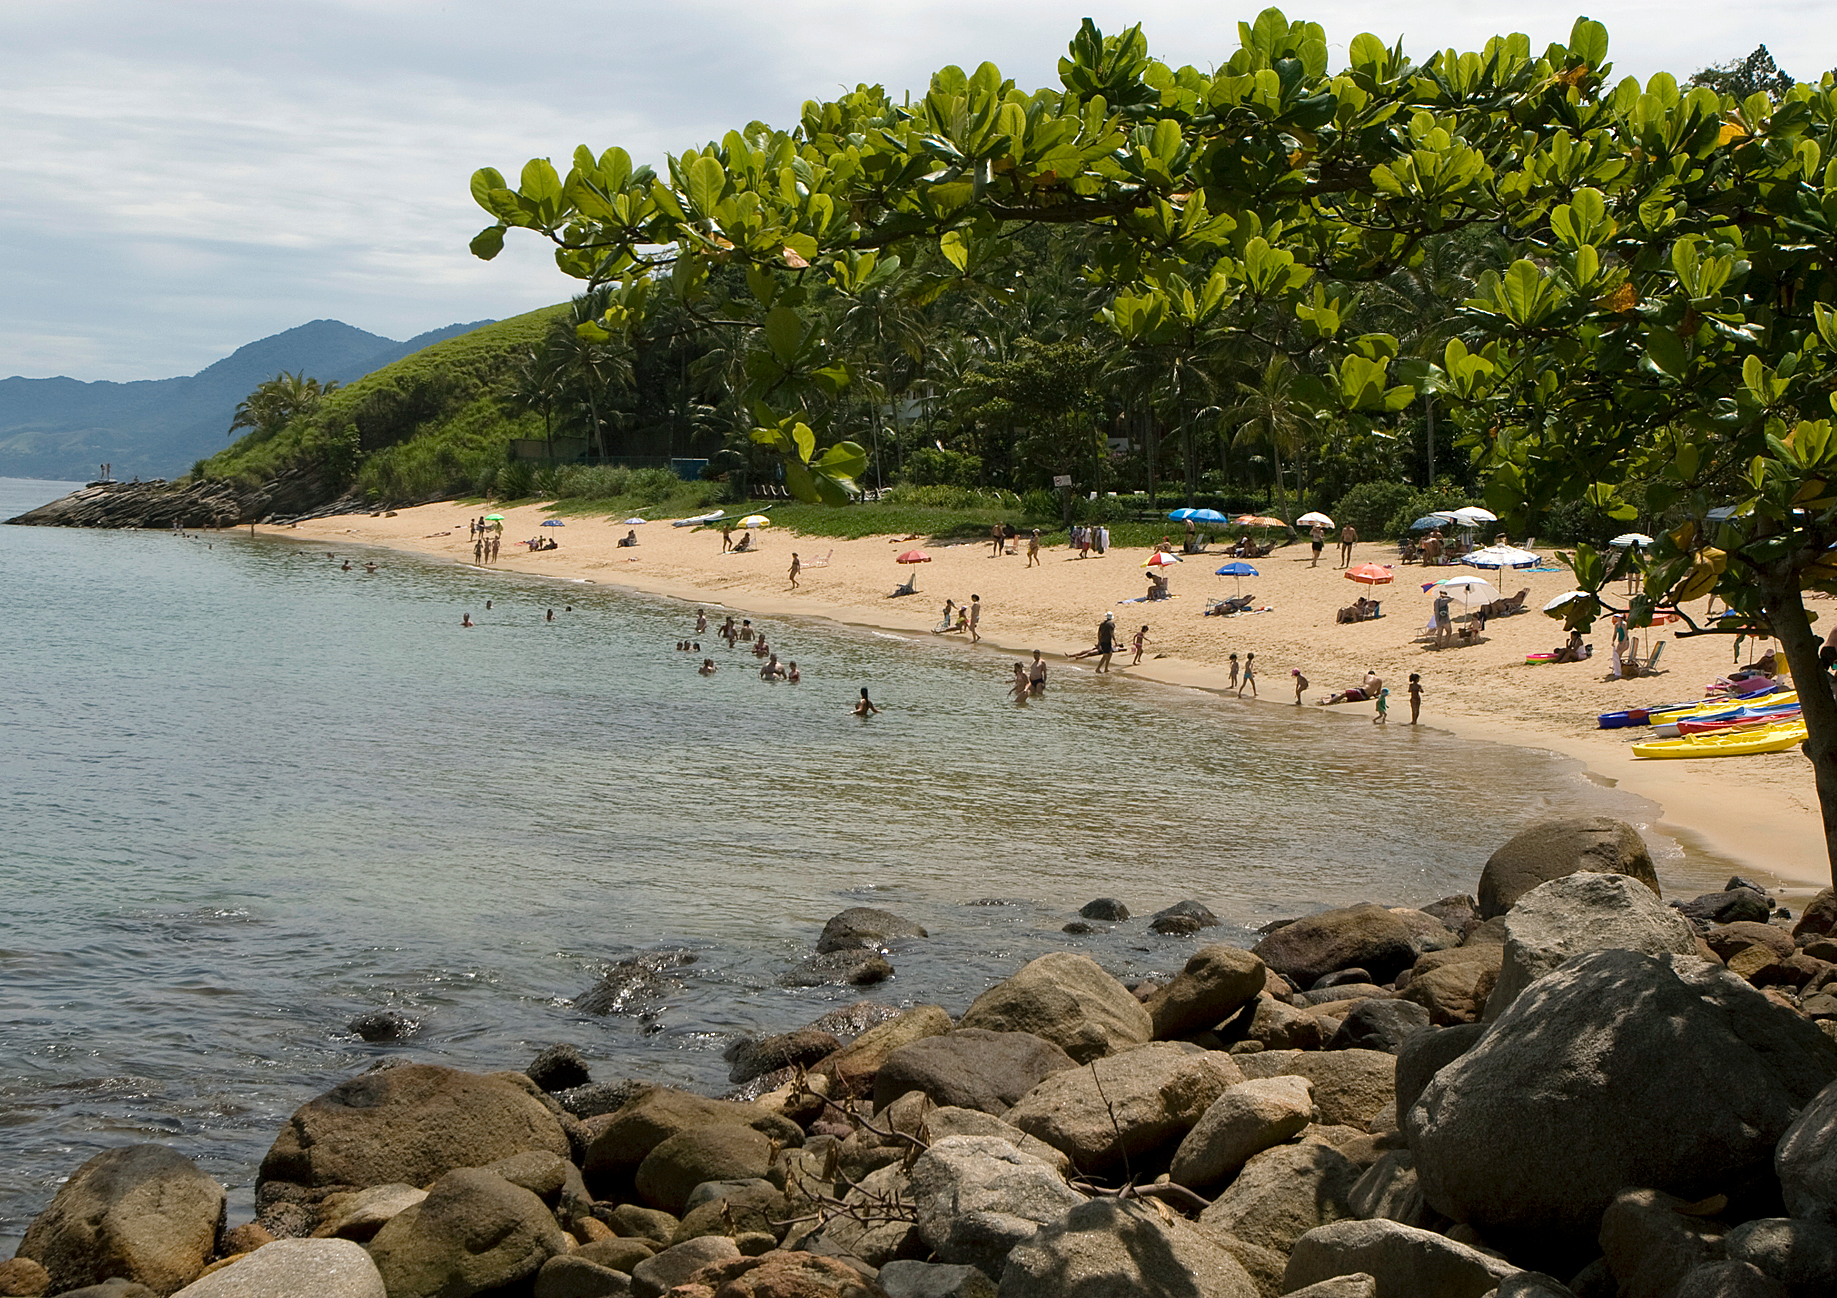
[805,549,834,568]
[888,575,917,598]
[1489,588,1529,616]
[1634,641,1666,676]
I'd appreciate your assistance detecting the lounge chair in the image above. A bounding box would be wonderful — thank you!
[1630,641,1666,676]
[1486,588,1530,616]
[888,575,917,598]
[1205,594,1254,616]
[805,549,834,568]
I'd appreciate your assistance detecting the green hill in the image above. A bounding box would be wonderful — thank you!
[200,304,567,501]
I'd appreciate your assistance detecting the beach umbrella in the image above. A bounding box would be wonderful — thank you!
[1190,508,1230,525]
[895,549,931,563]
[1297,511,1334,528]
[1215,560,1257,595]
[1429,574,1502,613]
[1344,563,1394,589]
[484,513,505,521]
[1449,506,1498,526]
[1610,532,1653,548]
[1143,552,1183,568]
[1543,590,1595,615]
[1462,544,1540,570]
[1167,507,1201,520]
[740,514,770,527]
[1236,515,1289,529]
[622,516,647,525]
[1409,513,1457,531]
[540,518,564,527]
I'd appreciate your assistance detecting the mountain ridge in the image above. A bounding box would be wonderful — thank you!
[0,318,495,481]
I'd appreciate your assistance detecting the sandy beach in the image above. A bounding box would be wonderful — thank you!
[276,499,1833,895]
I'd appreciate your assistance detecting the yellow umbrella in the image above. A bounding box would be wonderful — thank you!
[740,514,770,528]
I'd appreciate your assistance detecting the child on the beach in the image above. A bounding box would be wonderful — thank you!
[1292,667,1308,704]
[1132,625,1150,665]
[1239,652,1257,698]
[1408,673,1423,724]
[1374,687,1390,725]
[1228,653,1240,689]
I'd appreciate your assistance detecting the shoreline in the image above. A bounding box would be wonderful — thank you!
[269,499,1831,896]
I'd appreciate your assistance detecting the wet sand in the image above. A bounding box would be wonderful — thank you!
[275,500,1833,895]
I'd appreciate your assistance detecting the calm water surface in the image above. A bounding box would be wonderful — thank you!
[0,475,1725,1246]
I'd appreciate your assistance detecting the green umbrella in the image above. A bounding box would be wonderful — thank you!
[484,513,505,521]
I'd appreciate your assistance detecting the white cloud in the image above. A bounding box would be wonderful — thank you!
[2,1,1833,379]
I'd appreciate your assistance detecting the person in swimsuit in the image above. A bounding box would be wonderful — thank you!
[853,688,880,716]
[1292,667,1309,704]
[1238,651,1257,698]
[1010,662,1030,702]
[1310,524,1325,567]
[1027,531,1041,567]
[699,658,717,675]
[1132,625,1150,665]
[968,595,981,644]
[786,662,800,683]
[788,553,801,589]
[1339,524,1357,568]
[1408,673,1423,724]
[461,613,473,627]
[1228,653,1240,690]
[1028,650,1047,695]
[1373,687,1390,725]
[760,653,785,680]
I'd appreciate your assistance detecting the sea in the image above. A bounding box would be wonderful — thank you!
[0,474,1732,1247]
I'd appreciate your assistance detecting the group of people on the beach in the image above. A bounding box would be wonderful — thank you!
[932,595,983,643]
[468,516,503,563]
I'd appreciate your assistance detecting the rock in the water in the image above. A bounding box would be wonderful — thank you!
[1409,949,1837,1240]
[872,1029,1075,1115]
[1675,888,1772,928]
[1004,1042,1242,1174]
[257,1064,569,1199]
[1197,1141,1362,1255]
[1598,1188,1726,1298]
[1252,904,1417,989]
[628,1236,741,1298]
[1776,1076,1837,1224]
[18,1144,225,1298]
[1170,1076,1315,1189]
[1672,1262,1790,1298]
[781,950,894,988]
[1329,999,1431,1054]
[634,1126,774,1216]
[1061,921,1098,935]
[1484,872,1698,1019]
[1152,915,1205,935]
[1235,1049,1397,1129]
[527,1044,592,1092]
[1079,899,1130,922]
[555,1079,644,1120]
[814,1005,954,1100]
[807,1001,902,1040]
[574,949,698,1015]
[581,1088,801,1189]
[1476,817,1658,920]
[1723,1217,1837,1296]
[876,1260,995,1298]
[1000,1198,1259,1298]
[171,1239,384,1298]
[907,1136,1082,1277]
[347,1011,417,1042]
[1145,945,1267,1040]
[958,952,1151,1063]
[726,1029,843,1085]
[1152,900,1220,928]
[818,907,929,953]
[1284,1218,1519,1298]
[366,1167,567,1298]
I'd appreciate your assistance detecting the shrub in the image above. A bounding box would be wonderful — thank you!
[1383,485,1480,538]
[495,461,535,500]
[627,467,683,504]
[900,447,983,488]
[1334,480,1417,538]
[1022,489,1060,520]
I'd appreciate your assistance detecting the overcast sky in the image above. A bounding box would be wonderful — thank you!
[4,1,1834,381]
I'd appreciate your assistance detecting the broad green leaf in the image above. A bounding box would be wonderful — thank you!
[468,225,505,260]
[940,230,970,271]
[687,155,726,218]
[763,306,804,364]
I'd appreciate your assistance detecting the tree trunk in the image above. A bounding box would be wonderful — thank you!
[1761,579,1837,890]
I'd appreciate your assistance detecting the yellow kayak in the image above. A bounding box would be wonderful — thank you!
[1646,690,1798,725]
[1632,722,1808,759]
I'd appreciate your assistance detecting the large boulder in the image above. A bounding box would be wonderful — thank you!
[257,1065,569,1198]
[1598,1188,1726,1298]
[815,1005,955,1099]
[727,1029,843,1085]
[907,1136,1083,1277]
[675,1252,889,1298]
[1196,1142,1362,1256]
[1776,1076,1837,1223]
[171,1239,384,1298]
[629,1237,741,1297]
[998,1198,1260,1298]
[1004,1042,1241,1174]
[18,1144,225,1297]
[1251,905,1417,989]
[1476,817,1658,920]
[958,953,1151,1063]
[1724,1217,1837,1295]
[581,1087,801,1187]
[873,1030,1076,1115]
[1795,889,1837,941]
[365,1167,567,1298]
[1328,1000,1432,1054]
[634,1126,774,1216]
[1483,873,1697,1019]
[1235,1049,1396,1129]
[1284,1219,1518,1298]
[1144,946,1267,1040]
[1409,950,1837,1241]
[1400,947,1503,1026]
[1169,1076,1315,1189]
[818,907,929,953]
[1672,1261,1790,1298]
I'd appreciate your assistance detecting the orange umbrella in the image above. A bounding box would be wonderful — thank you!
[1236,515,1289,529]
[896,550,930,564]
[1345,563,1394,589]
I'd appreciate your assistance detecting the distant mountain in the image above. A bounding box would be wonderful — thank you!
[0,318,495,481]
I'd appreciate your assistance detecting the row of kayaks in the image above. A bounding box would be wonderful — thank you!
[1598,682,1793,729]
[1631,720,1808,759]
[1598,682,1809,758]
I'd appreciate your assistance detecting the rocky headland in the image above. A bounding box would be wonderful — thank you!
[4,815,1836,1298]
[5,471,353,530]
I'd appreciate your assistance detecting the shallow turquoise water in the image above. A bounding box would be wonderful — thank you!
[0,476,1720,1245]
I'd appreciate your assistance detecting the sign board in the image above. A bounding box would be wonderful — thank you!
[1052,475,1073,487]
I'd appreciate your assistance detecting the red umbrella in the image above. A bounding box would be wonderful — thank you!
[896,550,930,564]
[1344,563,1394,589]
[1142,551,1182,568]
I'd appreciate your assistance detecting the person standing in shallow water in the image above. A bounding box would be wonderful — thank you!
[1292,667,1308,705]
[968,595,981,644]
[1408,673,1423,725]
[1373,687,1390,726]
[1095,612,1116,673]
[853,687,880,716]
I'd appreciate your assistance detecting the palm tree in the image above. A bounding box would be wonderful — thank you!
[1224,356,1315,522]
[546,294,635,459]
[228,371,339,441]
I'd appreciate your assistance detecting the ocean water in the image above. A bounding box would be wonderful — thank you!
[0,476,1725,1246]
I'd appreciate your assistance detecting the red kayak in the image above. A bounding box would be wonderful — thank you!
[1677,710,1801,736]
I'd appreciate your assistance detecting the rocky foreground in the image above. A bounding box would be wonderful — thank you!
[4,471,350,530]
[5,817,1837,1298]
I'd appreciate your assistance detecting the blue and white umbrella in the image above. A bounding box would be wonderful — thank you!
[1215,561,1258,595]
[540,518,565,527]
[1410,513,1457,531]
[1462,544,1539,570]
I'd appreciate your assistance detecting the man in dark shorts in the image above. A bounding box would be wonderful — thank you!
[1095,613,1116,673]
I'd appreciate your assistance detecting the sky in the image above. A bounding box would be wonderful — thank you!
[4,1,1835,381]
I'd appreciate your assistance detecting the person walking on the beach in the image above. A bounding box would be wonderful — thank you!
[1029,650,1047,695]
[1131,624,1150,665]
[1408,673,1423,724]
[1292,667,1308,704]
[1027,530,1041,567]
[853,687,880,716]
[1310,523,1325,567]
[968,594,981,644]
[1610,614,1629,679]
[1373,687,1390,725]
[1095,612,1117,673]
[1228,653,1240,690]
[788,553,801,590]
[990,523,1004,557]
[721,522,734,552]
[1239,652,1257,698]
[1433,591,1453,647]
[1339,524,1357,567]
